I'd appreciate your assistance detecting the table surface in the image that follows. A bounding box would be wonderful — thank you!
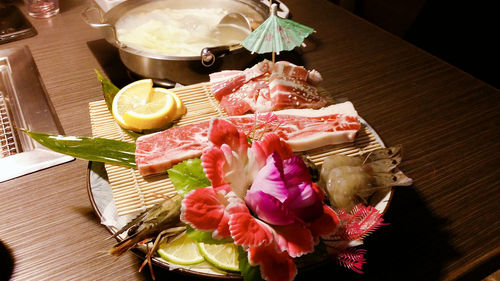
[1,0,499,280]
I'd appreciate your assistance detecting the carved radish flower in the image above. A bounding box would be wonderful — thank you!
[179,116,384,281]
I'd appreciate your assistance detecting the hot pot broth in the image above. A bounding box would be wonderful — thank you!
[114,0,264,57]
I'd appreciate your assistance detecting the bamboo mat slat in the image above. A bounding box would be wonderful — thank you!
[89,82,383,216]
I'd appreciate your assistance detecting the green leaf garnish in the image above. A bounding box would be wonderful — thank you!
[185,225,232,244]
[238,246,263,281]
[95,69,120,112]
[95,70,142,140]
[24,131,136,168]
[168,158,211,196]
[123,129,142,140]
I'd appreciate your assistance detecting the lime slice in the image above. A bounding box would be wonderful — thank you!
[198,242,240,272]
[157,232,204,265]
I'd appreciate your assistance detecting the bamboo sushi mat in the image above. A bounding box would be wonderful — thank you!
[89,82,384,216]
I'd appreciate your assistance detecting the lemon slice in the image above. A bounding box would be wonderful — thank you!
[198,242,240,272]
[112,79,185,132]
[157,231,204,265]
[167,89,187,118]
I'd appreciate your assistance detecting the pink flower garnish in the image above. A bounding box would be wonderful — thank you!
[245,153,295,225]
[336,248,367,274]
[200,148,227,191]
[208,119,249,155]
[180,186,232,239]
[272,223,314,258]
[248,243,297,281]
[229,211,274,247]
[324,204,386,243]
[309,204,340,242]
[249,112,285,141]
[202,118,252,198]
[181,119,351,281]
[250,133,294,167]
[322,204,386,274]
[245,152,324,226]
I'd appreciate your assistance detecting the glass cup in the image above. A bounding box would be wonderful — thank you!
[25,0,59,18]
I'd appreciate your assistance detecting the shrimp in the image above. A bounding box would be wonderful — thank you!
[108,194,185,279]
[318,145,413,212]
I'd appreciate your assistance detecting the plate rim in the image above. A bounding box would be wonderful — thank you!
[86,161,243,280]
[85,116,393,279]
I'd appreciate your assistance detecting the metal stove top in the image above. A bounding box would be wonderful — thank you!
[0,46,73,182]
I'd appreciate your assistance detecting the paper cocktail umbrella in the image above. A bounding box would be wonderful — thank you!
[241,3,314,62]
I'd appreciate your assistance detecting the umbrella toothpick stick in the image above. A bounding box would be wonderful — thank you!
[270,4,277,64]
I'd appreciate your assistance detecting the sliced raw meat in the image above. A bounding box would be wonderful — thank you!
[268,73,330,111]
[209,71,245,101]
[254,86,274,113]
[219,76,271,115]
[135,121,210,176]
[210,61,270,101]
[222,102,360,152]
[210,60,331,116]
[272,61,309,81]
[244,60,271,80]
[135,102,360,176]
[270,102,360,151]
[220,94,253,116]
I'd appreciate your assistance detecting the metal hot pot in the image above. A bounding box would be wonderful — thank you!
[82,0,270,85]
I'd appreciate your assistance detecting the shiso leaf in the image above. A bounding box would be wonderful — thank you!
[185,225,232,244]
[168,158,211,196]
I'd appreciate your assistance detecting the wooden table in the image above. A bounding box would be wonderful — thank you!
[1,0,499,280]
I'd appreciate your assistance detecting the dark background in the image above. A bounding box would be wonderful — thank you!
[330,0,499,89]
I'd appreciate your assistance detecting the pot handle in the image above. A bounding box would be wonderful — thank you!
[201,44,242,67]
[81,6,126,48]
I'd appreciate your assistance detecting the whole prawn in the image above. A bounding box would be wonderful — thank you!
[108,194,185,279]
[318,145,413,212]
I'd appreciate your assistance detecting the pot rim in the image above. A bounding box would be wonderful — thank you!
[118,43,248,61]
[97,0,269,60]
